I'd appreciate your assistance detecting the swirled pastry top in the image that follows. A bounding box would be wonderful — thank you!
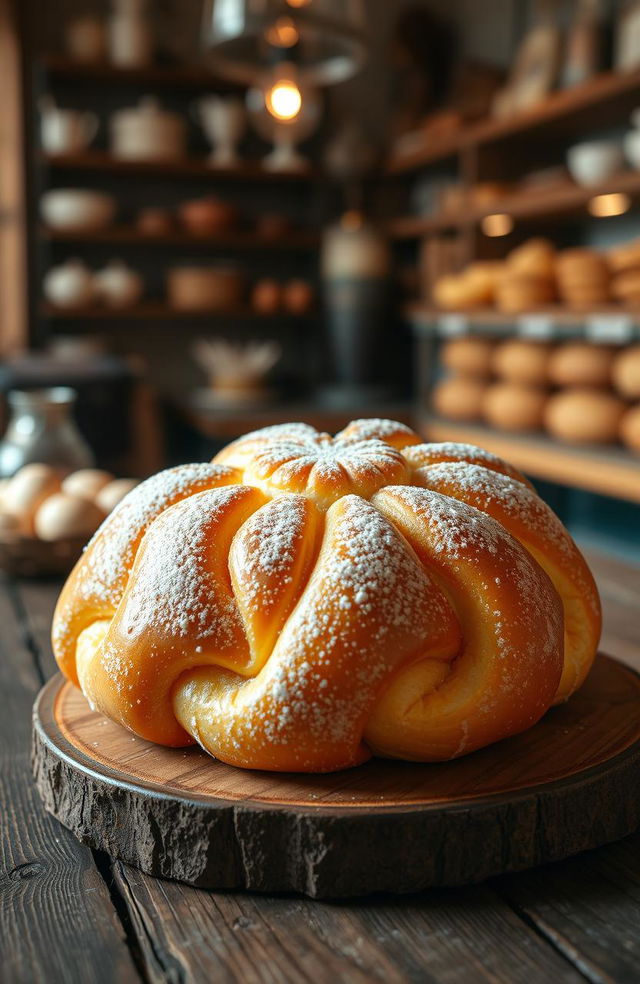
[52,419,601,772]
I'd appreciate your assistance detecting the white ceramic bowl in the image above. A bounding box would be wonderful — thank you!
[567,141,625,187]
[40,189,116,232]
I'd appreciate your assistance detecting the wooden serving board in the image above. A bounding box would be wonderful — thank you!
[32,653,640,898]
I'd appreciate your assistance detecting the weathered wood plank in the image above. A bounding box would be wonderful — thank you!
[113,863,586,984]
[0,578,139,984]
[495,831,640,984]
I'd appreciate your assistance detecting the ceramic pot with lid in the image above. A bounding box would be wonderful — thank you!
[94,260,144,308]
[110,97,186,160]
[178,197,238,236]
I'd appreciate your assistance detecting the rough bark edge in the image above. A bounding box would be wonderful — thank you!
[31,703,640,899]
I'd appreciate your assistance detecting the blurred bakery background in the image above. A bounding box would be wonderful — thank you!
[0,0,639,565]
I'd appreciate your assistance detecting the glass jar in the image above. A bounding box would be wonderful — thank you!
[0,388,94,478]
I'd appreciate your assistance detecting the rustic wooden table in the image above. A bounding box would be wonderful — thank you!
[2,549,640,984]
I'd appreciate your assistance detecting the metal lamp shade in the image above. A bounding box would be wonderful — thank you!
[202,0,367,85]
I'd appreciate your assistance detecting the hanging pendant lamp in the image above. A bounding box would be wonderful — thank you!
[202,0,367,86]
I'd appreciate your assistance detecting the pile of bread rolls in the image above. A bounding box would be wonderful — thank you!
[430,237,640,314]
[432,336,640,451]
[0,464,138,542]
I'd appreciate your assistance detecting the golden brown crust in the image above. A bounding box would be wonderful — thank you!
[52,419,600,772]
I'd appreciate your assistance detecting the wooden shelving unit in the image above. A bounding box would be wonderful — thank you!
[42,151,319,182]
[390,171,640,239]
[183,400,413,441]
[388,65,640,509]
[41,302,310,321]
[39,54,240,91]
[418,417,640,504]
[388,68,640,174]
[40,226,319,250]
[406,305,640,341]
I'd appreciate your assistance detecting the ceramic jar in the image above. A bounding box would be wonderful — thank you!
[167,266,244,311]
[110,97,186,160]
[108,0,152,67]
[40,97,98,155]
[193,96,246,166]
[94,261,144,308]
[65,16,107,62]
[0,388,94,478]
[43,259,95,310]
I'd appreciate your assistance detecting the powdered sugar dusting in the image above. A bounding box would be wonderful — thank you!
[190,494,454,768]
[116,484,251,644]
[52,462,240,652]
[335,418,418,446]
[403,442,528,483]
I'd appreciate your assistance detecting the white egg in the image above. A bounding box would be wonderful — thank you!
[34,493,105,542]
[3,464,61,533]
[62,468,114,501]
[95,478,139,514]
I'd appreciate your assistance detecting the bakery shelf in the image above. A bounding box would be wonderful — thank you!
[406,305,640,342]
[417,416,640,504]
[389,171,640,240]
[182,400,414,440]
[42,152,320,183]
[41,302,313,321]
[38,55,240,92]
[40,226,319,250]
[387,68,640,175]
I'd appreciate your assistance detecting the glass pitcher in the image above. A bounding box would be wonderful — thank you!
[0,388,94,478]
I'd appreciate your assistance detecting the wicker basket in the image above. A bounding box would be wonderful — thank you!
[0,534,86,577]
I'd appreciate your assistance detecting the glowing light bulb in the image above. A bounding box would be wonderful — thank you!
[588,193,631,217]
[265,17,299,48]
[264,78,303,121]
[481,213,514,237]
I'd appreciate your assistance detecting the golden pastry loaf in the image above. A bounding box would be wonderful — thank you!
[52,419,601,772]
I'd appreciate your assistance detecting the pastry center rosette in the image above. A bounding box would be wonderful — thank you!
[52,419,601,772]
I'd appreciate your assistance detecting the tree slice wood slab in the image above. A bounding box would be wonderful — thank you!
[32,653,640,899]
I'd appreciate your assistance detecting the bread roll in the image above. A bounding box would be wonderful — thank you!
[548,343,616,388]
[51,418,600,771]
[440,337,495,377]
[495,275,556,314]
[95,478,139,514]
[492,340,554,385]
[3,464,61,534]
[620,403,640,452]
[432,376,486,421]
[507,238,556,279]
[433,262,503,310]
[608,239,640,274]
[483,383,547,432]
[544,388,626,444]
[555,249,609,286]
[62,469,114,502]
[612,345,640,400]
[34,493,105,541]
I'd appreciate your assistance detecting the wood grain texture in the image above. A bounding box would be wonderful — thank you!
[495,831,640,984]
[32,655,640,898]
[0,579,139,984]
[112,863,586,984]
